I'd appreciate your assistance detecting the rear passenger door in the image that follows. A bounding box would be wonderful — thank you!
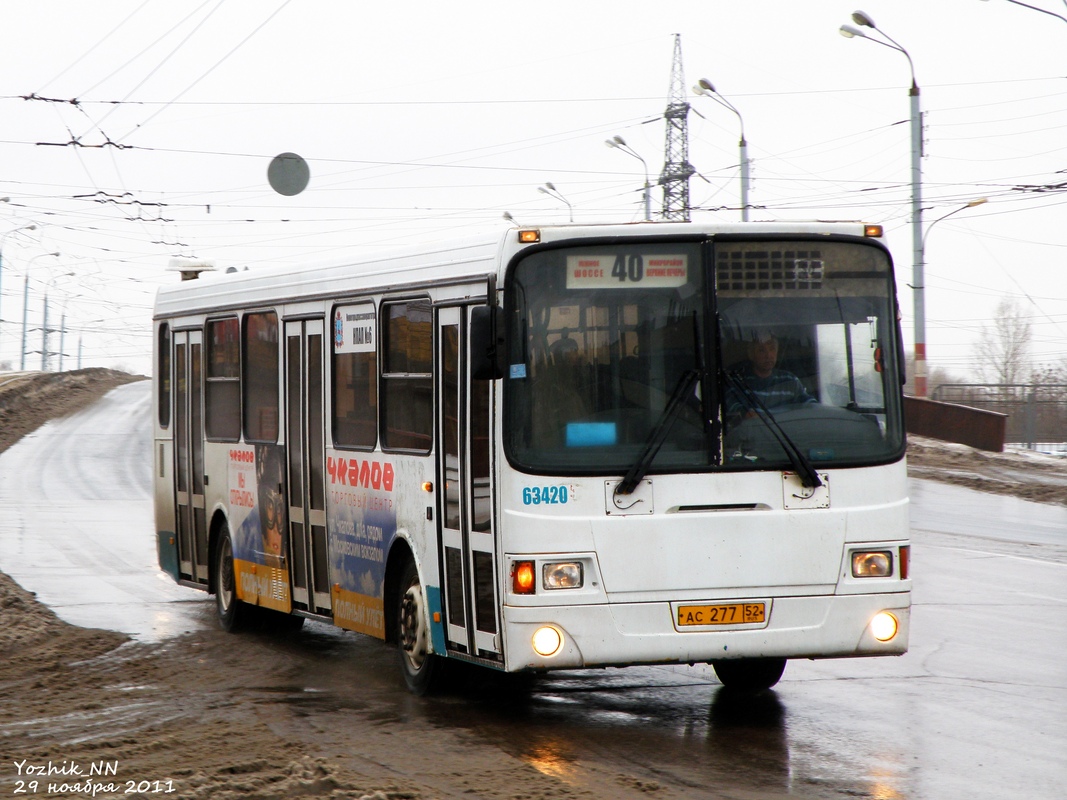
[173,329,209,584]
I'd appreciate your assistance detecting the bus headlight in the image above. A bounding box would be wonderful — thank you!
[532,626,563,657]
[543,562,583,590]
[851,550,893,578]
[870,611,899,642]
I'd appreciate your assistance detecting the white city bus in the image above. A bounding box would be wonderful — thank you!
[153,221,911,694]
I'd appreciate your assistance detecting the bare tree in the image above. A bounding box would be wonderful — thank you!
[974,298,1032,385]
[1030,358,1067,386]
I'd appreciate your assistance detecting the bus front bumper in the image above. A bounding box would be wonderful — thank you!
[501,592,910,672]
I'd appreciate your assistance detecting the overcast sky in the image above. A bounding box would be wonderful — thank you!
[1,0,1064,379]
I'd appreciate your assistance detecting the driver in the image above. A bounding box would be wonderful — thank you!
[725,330,815,419]
[531,334,590,445]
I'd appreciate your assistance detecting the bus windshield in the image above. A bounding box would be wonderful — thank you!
[504,238,905,473]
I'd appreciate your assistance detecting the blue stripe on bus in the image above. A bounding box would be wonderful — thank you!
[425,585,447,656]
[157,530,180,580]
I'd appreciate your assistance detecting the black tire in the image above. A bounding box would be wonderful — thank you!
[395,558,448,695]
[214,529,253,632]
[712,657,786,693]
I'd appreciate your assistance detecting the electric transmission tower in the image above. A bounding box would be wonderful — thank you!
[659,34,695,221]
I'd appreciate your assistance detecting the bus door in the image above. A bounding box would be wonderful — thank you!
[284,318,331,614]
[436,305,501,661]
[173,329,209,584]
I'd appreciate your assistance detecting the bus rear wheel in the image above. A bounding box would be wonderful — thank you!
[395,559,447,695]
[712,657,786,693]
[215,529,252,632]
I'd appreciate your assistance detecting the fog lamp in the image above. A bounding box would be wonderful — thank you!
[531,625,563,657]
[543,562,583,590]
[852,550,892,578]
[871,611,899,642]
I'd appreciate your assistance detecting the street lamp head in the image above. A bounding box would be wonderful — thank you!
[967,197,989,208]
[697,78,715,93]
[839,24,867,38]
[545,182,557,191]
[612,135,627,146]
[852,10,876,28]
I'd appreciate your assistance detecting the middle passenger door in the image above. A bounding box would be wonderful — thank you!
[436,305,501,662]
[284,317,332,615]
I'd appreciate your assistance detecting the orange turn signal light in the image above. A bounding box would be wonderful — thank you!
[518,229,541,243]
[512,560,536,594]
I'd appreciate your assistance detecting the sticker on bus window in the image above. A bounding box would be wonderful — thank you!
[566,422,617,447]
[334,303,376,354]
[566,254,689,289]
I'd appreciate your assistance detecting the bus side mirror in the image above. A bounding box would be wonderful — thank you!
[470,305,506,380]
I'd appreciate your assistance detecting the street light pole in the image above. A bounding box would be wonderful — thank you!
[18,251,60,371]
[921,198,989,252]
[918,199,989,388]
[0,222,37,368]
[605,135,652,221]
[41,269,74,372]
[41,291,48,371]
[693,79,751,221]
[58,305,67,372]
[841,11,927,396]
[980,0,1067,24]
[537,182,574,222]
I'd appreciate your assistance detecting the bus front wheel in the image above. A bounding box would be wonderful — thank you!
[395,559,447,695]
[215,529,252,632]
[712,657,786,693]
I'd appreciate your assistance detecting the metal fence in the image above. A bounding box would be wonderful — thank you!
[930,384,1067,448]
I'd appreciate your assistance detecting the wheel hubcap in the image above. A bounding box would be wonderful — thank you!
[219,540,234,612]
[399,583,428,671]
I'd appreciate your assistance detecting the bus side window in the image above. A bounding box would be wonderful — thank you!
[243,311,279,442]
[158,323,171,429]
[332,302,378,449]
[381,299,432,453]
[205,317,241,441]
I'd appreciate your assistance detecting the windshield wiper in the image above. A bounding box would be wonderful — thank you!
[615,368,702,496]
[723,369,823,489]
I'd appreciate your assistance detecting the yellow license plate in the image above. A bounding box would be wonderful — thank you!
[677,602,766,627]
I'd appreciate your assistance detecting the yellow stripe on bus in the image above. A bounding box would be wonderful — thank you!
[332,586,386,639]
[233,558,291,614]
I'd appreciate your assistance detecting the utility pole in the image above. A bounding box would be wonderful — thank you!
[19,277,28,370]
[58,307,67,372]
[41,292,48,371]
[659,34,695,221]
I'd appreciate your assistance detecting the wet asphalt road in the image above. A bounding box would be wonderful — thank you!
[0,381,1064,799]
